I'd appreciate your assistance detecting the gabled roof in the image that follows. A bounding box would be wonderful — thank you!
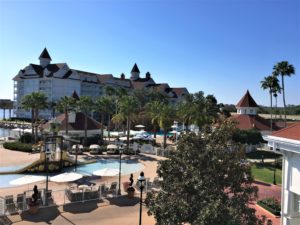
[39,48,52,60]
[236,90,258,107]
[271,122,300,141]
[43,112,102,131]
[131,63,140,73]
[231,114,279,131]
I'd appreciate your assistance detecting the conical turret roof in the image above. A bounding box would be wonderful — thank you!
[39,48,52,60]
[236,90,258,107]
[131,63,140,73]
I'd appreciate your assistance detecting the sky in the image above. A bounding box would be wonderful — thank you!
[0,0,299,106]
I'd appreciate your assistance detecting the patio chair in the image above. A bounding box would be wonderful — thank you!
[99,184,108,197]
[5,195,16,214]
[46,190,54,205]
[107,182,118,195]
[152,177,160,188]
[17,193,25,210]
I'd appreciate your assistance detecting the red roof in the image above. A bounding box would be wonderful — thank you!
[271,122,300,141]
[231,114,278,131]
[236,90,258,107]
[43,112,102,131]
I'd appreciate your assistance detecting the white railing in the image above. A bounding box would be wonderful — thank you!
[0,179,161,216]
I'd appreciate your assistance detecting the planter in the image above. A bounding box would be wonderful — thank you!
[28,203,39,214]
[127,187,135,198]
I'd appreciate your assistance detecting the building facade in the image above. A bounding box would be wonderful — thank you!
[264,123,300,225]
[13,49,188,119]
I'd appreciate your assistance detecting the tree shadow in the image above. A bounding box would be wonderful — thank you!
[106,195,139,207]
[62,200,101,214]
[20,206,60,223]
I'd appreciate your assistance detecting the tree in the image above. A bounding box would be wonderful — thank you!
[146,121,266,225]
[145,101,163,139]
[118,95,139,150]
[273,61,295,127]
[21,92,48,143]
[271,76,281,120]
[177,94,194,132]
[95,96,114,140]
[77,96,94,146]
[158,104,176,149]
[260,75,280,131]
[56,96,75,136]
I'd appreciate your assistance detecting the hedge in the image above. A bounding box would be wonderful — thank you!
[257,198,281,216]
[3,142,32,152]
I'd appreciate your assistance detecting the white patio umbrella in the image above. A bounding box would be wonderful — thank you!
[107,144,118,149]
[50,172,83,183]
[10,175,46,186]
[135,124,145,128]
[89,144,100,149]
[93,168,119,177]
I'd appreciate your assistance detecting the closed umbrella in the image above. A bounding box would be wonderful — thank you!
[93,168,119,177]
[50,172,83,183]
[10,175,46,186]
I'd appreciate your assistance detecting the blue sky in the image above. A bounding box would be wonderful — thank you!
[0,0,299,106]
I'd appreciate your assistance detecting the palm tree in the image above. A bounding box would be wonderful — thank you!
[145,101,163,139]
[21,92,48,143]
[261,75,280,131]
[95,96,114,140]
[118,95,139,150]
[271,75,281,120]
[273,61,295,127]
[158,104,176,149]
[77,96,94,146]
[56,96,75,136]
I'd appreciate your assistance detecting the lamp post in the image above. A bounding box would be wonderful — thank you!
[45,147,51,206]
[138,171,146,225]
[118,147,123,195]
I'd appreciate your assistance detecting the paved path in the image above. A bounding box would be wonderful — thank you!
[10,198,155,225]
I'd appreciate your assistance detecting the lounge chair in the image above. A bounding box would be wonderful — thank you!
[107,182,118,195]
[5,195,16,214]
[99,184,108,197]
[17,193,25,210]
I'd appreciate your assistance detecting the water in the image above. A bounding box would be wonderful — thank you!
[0,159,144,188]
[0,128,13,138]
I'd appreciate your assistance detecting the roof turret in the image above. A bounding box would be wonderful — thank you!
[236,90,258,107]
[39,48,52,60]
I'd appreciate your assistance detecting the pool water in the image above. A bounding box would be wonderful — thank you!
[0,159,143,188]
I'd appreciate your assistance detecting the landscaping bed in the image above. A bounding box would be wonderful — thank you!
[257,198,281,216]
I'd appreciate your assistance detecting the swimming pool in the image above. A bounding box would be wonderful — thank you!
[0,159,144,188]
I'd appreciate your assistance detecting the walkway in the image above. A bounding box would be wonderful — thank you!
[6,197,155,225]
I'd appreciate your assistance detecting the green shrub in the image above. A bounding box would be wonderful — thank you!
[3,142,32,152]
[257,198,281,216]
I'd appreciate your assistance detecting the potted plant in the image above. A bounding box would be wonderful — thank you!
[127,186,135,198]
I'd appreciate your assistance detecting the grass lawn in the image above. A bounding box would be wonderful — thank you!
[251,163,282,185]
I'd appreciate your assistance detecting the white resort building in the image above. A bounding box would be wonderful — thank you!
[264,123,300,225]
[13,48,189,119]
